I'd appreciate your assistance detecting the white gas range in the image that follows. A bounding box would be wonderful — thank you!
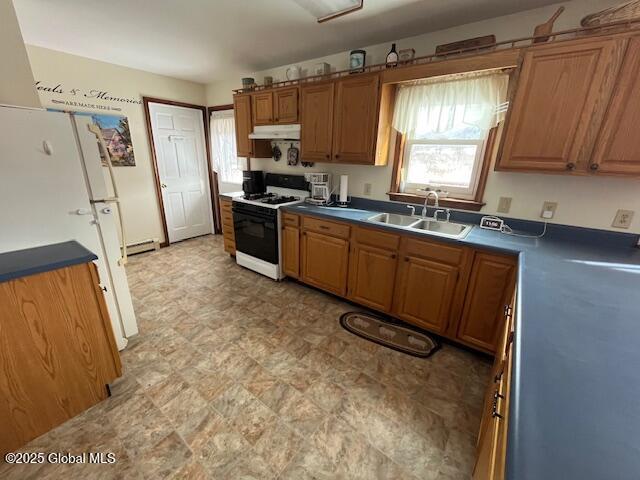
[232,173,309,280]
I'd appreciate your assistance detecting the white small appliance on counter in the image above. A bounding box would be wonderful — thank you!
[304,172,331,206]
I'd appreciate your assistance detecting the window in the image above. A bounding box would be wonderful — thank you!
[210,110,243,184]
[392,71,509,203]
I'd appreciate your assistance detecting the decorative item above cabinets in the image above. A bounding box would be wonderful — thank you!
[496,33,640,177]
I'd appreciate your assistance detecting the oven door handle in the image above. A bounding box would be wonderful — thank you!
[232,209,277,221]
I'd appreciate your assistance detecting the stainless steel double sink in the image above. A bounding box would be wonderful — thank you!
[366,212,472,239]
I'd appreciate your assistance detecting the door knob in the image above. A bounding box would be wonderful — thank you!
[161,183,167,188]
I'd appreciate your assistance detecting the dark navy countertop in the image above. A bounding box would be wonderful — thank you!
[283,201,640,480]
[0,241,97,284]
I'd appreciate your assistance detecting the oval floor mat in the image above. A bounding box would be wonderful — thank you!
[340,311,440,358]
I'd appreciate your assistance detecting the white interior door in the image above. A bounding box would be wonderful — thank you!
[148,103,213,243]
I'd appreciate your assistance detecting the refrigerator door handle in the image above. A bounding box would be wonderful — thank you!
[87,124,128,265]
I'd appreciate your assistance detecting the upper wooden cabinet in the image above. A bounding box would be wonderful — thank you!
[300,82,335,162]
[252,91,273,125]
[274,87,299,124]
[252,87,299,125]
[457,252,517,354]
[233,94,253,157]
[332,74,381,164]
[497,37,626,173]
[590,36,640,176]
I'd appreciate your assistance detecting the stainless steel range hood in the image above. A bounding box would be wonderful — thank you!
[249,124,301,140]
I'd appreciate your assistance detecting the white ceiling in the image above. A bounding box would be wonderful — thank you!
[13,0,561,84]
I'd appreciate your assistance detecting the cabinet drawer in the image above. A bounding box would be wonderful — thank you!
[402,237,465,265]
[283,212,300,227]
[302,216,350,239]
[353,226,400,251]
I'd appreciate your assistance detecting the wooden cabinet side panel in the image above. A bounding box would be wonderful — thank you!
[592,36,640,175]
[498,39,626,172]
[0,264,119,455]
[300,83,334,162]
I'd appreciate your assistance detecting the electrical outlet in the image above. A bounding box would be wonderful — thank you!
[541,201,557,219]
[612,209,634,229]
[363,183,372,196]
[497,197,512,214]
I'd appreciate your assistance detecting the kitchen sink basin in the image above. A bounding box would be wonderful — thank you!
[367,213,420,227]
[409,219,472,238]
[366,212,472,239]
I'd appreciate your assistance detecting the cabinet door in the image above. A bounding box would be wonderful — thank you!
[348,244,398,313]
[300,83,334,162]
[282,225,300,278]
[252,91,273,125]
[591,36,640,176]
[457,252,516,353]
[233,94,253,157]
[274,87,298,124]
[393,255,459,334]
[332,74,380,164]
[301,230,349,296]
[498,38,626,173]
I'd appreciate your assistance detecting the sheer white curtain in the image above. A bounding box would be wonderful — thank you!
[392,71,509,140]
[210,110,242,184]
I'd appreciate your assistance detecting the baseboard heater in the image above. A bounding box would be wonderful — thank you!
[124,239,160,256]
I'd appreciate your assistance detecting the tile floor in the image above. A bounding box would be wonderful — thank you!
[1,235,491,480]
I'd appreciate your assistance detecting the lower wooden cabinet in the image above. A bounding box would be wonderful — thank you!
[286,213,517,356]
[301,230,349,296]
[393,253,461,334]
[473,292,514,480]
[220,199,236,255]
[457,252,517,353]
[348,243,398,312]
[282,224,300,278]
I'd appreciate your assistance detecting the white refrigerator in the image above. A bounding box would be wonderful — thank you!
[0,106,138,350]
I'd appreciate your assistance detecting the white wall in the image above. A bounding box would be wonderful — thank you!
[206,0,640,234]
[0,0,40,108]
[26,46,207,244]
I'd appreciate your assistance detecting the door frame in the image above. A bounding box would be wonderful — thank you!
[143,96,220,246]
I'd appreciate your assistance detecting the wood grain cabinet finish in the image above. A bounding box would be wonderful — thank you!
[497,37,626,173]
[0,263,121,456]
[282,214,300,278]
[300,82,335,162]
[348,228,400,312]
[274,87,299,124]
[233,94,254,157]
[457,252,517,353]
[332,74,381,164]
[220,199,236,255]
[590,35,640,176]
[252,91,274,125]
[301,230,349,296]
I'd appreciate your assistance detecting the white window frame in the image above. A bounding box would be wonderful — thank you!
[210,109,243,185]
[402,137,487,200]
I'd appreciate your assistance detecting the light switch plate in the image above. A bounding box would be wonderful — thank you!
[612,209,634,229]
[363,183,372,196]
[541,201,557,219]
[497,197,512,214]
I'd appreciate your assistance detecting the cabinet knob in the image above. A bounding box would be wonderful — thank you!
[566,162,575,171]
[589,163,599,171]
[335,154,340,159]
[274,117,279,122]
[404,256,409,262]
[391,254,397,259]
[325,154,330,159]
